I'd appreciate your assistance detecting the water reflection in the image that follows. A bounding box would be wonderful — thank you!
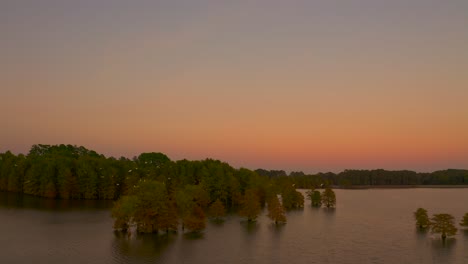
[240,220,259,235]
[463,229,468,236]
[414,228,429,241]
[2,189,468,264]
[183,232,204,240]
[0,191,112,211]
[309,205,321,211]
[322,207,336,224]
[268,223,285,236]
[430,238,456,262]
[112,232,176,262]
[209,218,225,227]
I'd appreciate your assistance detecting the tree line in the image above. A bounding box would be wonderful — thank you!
[261,169,468,189]
[1,145,467,201]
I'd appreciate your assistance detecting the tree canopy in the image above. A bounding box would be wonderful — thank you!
[321,187,336,208]
[306,189,322,207]
[414,208,430,229]
[267,195,286,225]
[430,213,457,241]
[209,199,226,220]
[239,189,262,222]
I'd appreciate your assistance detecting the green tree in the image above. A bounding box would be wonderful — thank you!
[414,208,430,229]
[459,213,468,227]
[321,187,336,208]
[175,188,194,230]
[306,189,322,207]
[112,195,138,231]
[430,213,458,241]
[209,198,226,220]
[239,189,261,222]
[282,187,304,210]
[267,195,286,225]
[132,181,178,233]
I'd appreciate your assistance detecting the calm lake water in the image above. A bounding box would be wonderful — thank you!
[1,189,468,264]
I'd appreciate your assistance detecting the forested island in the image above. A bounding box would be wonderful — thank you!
[1,144,467,201]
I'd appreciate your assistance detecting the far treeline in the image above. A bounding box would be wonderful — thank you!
[0,144,467,201]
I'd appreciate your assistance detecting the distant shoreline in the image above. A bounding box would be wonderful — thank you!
[331,185,468,189]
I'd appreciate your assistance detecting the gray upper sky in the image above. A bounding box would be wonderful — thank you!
[1,0,468,172]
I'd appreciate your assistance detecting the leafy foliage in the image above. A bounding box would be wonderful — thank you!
[414,208,430,229]
[239,189,261,222]
[209,199,226,220]
[430,213,457,240]
[321,187,336,208]
[281,186,304,210]
[184,205,206,232]
[306,189,322,207]
[267,195,286,225]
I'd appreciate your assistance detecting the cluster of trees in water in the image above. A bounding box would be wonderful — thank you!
[414,208,468,241]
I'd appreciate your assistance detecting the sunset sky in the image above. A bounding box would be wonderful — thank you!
[1,0,467,173]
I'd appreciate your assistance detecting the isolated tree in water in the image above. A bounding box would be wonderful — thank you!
[306,189,322,207]
[208,199,226,221]
[460,213,468,228]
[239,189,261,222]
[267,195,286,225]
[321,187,336,208]
[414,208,430,229]
[430,213,457,241]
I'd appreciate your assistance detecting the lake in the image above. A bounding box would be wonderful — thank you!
[1,189,467,264]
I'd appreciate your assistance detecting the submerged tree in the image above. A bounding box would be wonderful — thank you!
[267,195,286,225]
[414,208,430,229]
[281,186,304,210]
[321,187,336,208]
[306,189,322,207]
[111,195,138,231]
[460,213,468,228]
[208,199,226,220]
[430,213,457,241]
[239,189,261,222]
[123,181,179,234]
[184,205,206,232]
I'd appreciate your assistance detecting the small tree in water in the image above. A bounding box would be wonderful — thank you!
[460,213,468,228]
[239,189,261,222]
[414,208,430,229]
[267,195,286,225]
[321,187,336,208]
[209,199,226,221]
[430,213,457,241]
[306,189,322,207]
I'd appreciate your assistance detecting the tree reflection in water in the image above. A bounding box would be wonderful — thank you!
[112,231,176,262]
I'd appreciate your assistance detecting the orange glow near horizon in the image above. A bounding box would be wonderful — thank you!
[1,1,468,173]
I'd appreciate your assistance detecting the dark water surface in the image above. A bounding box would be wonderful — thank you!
[1,189,468,264]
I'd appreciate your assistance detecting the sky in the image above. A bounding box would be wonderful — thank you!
[1,0,468,173]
